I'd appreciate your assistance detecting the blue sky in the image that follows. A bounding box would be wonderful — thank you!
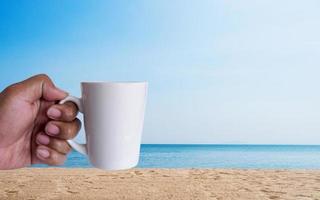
[1,0,320,144]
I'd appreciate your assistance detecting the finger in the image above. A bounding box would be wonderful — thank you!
[36,133,71,154]
[6,74,67,102]
[36,145,67,166]
[47,101,78,121]
[45,119,81,140]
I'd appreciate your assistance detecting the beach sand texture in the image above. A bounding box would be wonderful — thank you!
[0,168,320,200]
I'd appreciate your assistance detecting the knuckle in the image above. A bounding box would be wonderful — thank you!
[65,101,77,110]
[50,151,58,160]
[57,142,70,154]
[50,153,65,166]
[50,139,71,154]
[34,74,54,86]
[54,140,64,150]
[65,125,74,138]
[36,74,50,81]
[3,83,20,95]
[64,143,72,153]
[64,106,76,119]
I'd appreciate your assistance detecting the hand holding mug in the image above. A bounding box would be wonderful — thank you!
[0,74,80,169]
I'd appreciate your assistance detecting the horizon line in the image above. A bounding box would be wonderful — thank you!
[141,143,320,146]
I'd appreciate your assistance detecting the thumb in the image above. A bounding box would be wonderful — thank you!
[14,74,68,102]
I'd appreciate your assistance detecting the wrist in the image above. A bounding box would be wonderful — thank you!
[0,137,31,169]
[0,146,14,169]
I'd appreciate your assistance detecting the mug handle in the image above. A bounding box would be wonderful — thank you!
[59,96,87,155]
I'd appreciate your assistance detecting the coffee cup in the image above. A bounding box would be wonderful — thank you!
[60,81,148,170]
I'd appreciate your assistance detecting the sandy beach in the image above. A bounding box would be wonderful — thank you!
[0,168,319,200]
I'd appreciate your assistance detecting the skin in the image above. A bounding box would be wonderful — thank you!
[0,74,80,169]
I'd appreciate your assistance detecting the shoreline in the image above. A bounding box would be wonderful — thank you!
[1,168,320,199]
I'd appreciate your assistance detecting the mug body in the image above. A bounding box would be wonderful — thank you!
[81,82,148,170]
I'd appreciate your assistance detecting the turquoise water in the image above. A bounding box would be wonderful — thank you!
[35,145,320,169]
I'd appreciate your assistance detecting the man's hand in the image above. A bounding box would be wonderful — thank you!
[0,74,80,169]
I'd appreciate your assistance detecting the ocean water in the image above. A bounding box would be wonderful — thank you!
[34,145,320,169]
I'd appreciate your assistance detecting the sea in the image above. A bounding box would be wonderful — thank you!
[34,145,320,169]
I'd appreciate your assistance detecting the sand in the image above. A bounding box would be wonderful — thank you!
[0,168,320,200]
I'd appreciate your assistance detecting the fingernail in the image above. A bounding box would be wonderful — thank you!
[47,107,61,119]
[37,148,50,158]
[37,134,50,145]
[46,123,60,135]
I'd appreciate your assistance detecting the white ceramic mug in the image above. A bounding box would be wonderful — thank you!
[59,82,148,170]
